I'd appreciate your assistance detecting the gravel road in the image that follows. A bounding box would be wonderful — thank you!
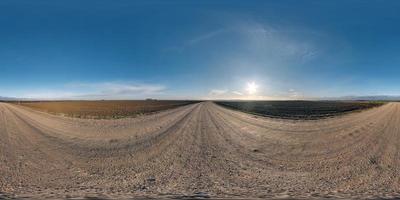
[1,102,400,199]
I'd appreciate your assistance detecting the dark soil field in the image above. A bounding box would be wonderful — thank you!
[14,100,199,119]
[215,100,385,119]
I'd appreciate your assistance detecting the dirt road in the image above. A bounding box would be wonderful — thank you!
[1,102,400,199]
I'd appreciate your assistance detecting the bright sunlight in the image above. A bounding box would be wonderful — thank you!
[246,81,259,95]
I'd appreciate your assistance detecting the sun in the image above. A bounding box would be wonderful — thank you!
[246,82,258,95]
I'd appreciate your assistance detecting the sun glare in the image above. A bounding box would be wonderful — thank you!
[246,82,258,95]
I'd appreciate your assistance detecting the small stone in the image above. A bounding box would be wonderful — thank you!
[147,176,156,182]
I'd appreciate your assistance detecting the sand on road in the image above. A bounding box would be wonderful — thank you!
[1,102,400,199]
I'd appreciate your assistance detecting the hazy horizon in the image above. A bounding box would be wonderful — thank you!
[1,0,400,100]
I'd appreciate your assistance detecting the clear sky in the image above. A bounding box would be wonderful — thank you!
[1,0,400,100]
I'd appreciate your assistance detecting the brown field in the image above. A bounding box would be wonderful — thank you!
[15,100,199,119]
[1,101,400,199]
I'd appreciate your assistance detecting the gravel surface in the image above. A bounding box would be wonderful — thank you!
[1,102,400,199]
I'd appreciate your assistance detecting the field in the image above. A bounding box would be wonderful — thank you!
[1,101,400,199]
[215,100,384,119]
[14,100,199,119]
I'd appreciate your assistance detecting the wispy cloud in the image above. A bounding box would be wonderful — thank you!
[236,21,320,63]
[207,88,262,100]
[169,18,321,68]
[167,29,227,52]
[287,89,303,99]
[70,82,165,96]
[187,29,226,45]
[209,89,228,96]
[232,91,243,96]
[206,89,234,100]
[19,82,167,100]
[205,87,307,100]
[21,91,83,100]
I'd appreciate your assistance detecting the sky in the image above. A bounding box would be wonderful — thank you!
[1,0,400,100]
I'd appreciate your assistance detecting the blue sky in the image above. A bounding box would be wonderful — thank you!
[1,0,400,99]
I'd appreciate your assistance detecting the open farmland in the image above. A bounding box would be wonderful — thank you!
[14,100,199,119]
[215,100,384,119]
